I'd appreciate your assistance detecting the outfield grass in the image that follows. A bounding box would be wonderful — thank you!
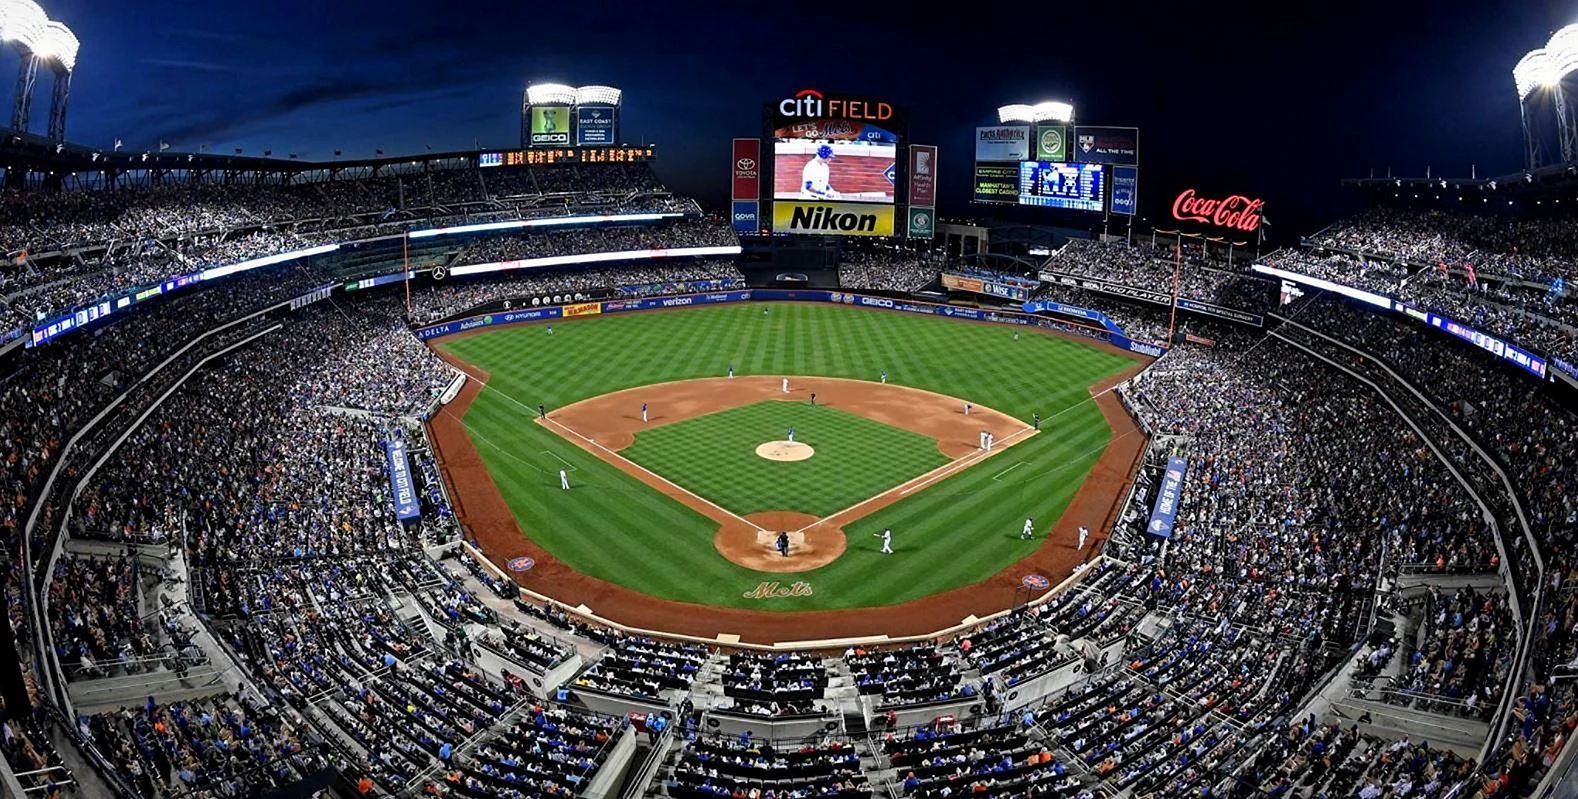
[622,401,949,517]
[439,302,1134,611]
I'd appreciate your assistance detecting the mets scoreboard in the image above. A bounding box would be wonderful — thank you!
[732,89,937,240]
[971,110,1139,217]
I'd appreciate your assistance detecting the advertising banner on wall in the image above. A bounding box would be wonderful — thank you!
[529,107,571,146]
[1146,456,1188,538]
[908,144,937,207]
[907,207,935,239]
[1111,166,1138,216]
[974,125,1031,161]
[575,106,616,146]
[385,438,421,522]
[973,162,1019,204]
[732,138,761,201]
[1072,126,1139,165]
[772,201,896,236]
[1034,125,1067,161]
[731,200,759,234]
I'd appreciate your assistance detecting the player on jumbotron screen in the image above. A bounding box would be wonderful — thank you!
[800,144,840,200]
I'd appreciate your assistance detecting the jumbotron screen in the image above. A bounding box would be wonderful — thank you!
[772,139,897,204]
[1018,161,1104,211]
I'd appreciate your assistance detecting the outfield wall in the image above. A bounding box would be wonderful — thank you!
[414,289,1168,358]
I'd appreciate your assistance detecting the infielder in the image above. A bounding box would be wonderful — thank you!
[787,425,795,444]
[782,377,790,394]
[986,433,995,452]
[876,528,893,554]
[559,469,570,490]
[1021,517,1034,539]
[810,392,817,407]
[1078,525,1090,550]
[641,402,648,423]
[880,369,887,384]
[728,364,734,379]
[800,144,840,199]
[964,402,972,416]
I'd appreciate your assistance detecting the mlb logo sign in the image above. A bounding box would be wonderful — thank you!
[1078,134,1095,153]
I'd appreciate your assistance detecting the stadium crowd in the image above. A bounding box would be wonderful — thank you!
[837,250,941,293]
[1048,239,1276,313]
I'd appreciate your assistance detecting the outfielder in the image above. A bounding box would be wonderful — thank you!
[560,469,570,490]
[876,528,893,554]
[800,144,840,199]
[1021,517,1034,540]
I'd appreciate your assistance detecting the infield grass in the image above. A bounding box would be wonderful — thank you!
[438,301,1135,611]
[622,401,949,517]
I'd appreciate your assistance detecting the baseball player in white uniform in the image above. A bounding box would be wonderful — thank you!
[800,144,840,199]
[876,528,893,554]
[559,469,570,490]
[986,433,994,452]
[1021,517,1034,540]
[1078,525,1090,549]
[782,377,790,394]
[964,402,972,416]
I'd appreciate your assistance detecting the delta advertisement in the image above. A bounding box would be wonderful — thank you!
[529,107,571,146]
[1072,126,1139,166]
[772,201,896,237]
[1146,456,1188,539]
[1111,166,1139,216]
[575,106,616,146]
[975,125,1031,161]
[386,438,421,522]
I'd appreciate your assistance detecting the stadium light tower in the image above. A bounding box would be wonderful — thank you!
[36,20,75,141]
[0,0,49,133]
[1515,23,1578,169]
[997,101,1075,125]
[1548,24,1578,165]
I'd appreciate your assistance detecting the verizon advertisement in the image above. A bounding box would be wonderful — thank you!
[908,144,937,207]
[732,138,761,201]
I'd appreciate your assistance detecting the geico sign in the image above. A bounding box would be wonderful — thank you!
[857,296,895,308]
[778,88,893,121]
[1171,189,1265,232]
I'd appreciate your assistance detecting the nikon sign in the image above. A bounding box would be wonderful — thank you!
[772,201,895,237]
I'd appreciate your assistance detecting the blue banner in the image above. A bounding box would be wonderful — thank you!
[575,106,617,146]
[1111,166,1138,216]
[386,438,420,522]
[731,201,760,234]
[1021,300,1125,335]
[1146,456,1187,538]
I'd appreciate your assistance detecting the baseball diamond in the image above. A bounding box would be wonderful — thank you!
[429,301,1142,632]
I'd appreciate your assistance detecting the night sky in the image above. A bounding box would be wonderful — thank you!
[20,0,1578,239]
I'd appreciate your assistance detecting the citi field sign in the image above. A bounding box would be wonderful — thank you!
[775,89,895,123]
[1171,189,1265,233]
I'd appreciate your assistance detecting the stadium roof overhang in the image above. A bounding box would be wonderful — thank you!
[1340,162,1578,206]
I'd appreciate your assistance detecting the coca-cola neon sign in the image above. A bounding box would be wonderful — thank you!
[1171,189,1264,233]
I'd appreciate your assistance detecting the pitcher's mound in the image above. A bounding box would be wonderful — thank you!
[756,440,814,462]
[716,512,846,572]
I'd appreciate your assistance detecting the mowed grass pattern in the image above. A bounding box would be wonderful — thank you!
[621,401,949,517]
[439,302,1135,611]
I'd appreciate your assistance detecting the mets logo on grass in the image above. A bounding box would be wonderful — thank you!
[743,581,813,599]
[1022,574,1051,591]
[772,201,895,237]
[507,557,535,573]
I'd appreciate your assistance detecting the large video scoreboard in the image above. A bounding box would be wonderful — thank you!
[971,119,1139,215]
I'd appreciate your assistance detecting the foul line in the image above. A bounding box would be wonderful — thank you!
[538,415,768,533]
[451,374,765,533]
[992,462,1026,481]
[541,450,578,472]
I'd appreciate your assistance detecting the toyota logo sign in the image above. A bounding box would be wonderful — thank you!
[736,157,756,172]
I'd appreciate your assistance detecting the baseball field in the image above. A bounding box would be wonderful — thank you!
[431,301,1139,620]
